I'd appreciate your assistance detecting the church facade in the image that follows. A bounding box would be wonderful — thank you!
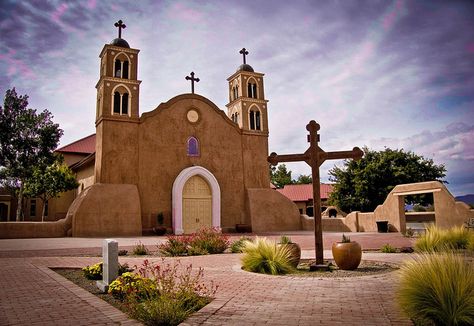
[64,24,300,236]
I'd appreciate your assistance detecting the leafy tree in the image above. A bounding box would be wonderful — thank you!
[328,147,446,213]
[24,157,78,221]
[270,164,293,189]
[0,88,63,221]
[294,174,312,184]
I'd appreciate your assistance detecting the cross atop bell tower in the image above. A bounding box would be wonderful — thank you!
[226,48,268,135]
[114,20,126,38]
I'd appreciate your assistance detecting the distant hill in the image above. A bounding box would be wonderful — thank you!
[455,194,474,205]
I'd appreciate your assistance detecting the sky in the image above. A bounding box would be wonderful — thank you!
[1,0,473,196]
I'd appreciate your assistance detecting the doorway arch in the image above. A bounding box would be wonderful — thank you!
[172,166,221,234]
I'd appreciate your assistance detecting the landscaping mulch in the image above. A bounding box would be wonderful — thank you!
[53,268,127,312]
[293,259,399,278]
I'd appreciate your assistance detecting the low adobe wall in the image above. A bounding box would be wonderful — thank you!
[247,188,301,232]
[301,215,352,232]
[0,215,71,239]
[68,183,142,237]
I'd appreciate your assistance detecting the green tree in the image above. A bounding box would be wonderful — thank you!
[328,147,446,212]
[270,164,293,188]
[24,157,78,221]
[295,174,312,184]
[0,88,63,220]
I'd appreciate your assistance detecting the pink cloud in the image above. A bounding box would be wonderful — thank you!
[87,0,97,9]
[0,49,35,79]
[51,3,68,25]
[467,43,474,54]
[168,3,203,23]
[382,0,404,31]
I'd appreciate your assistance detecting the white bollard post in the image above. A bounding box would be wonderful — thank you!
[97,239,118,292]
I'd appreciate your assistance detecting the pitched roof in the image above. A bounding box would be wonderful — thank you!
[56,134,96,154]
[277,183,333,202]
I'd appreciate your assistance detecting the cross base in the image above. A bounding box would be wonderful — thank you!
[309,263,331,272]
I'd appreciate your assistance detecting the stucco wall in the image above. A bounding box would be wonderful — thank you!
[68,183,142,237]
[0,215,71,239]
[247,189,300,232]
[136,95,269,230]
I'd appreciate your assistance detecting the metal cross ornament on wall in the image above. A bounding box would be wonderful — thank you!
[239,48,249,64]
[268,120,363,269]
[185,72,200,94]
[114,20,126,38]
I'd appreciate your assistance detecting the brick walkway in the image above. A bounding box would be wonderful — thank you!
[0,233,414,325]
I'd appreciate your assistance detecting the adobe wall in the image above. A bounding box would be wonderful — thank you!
[0,215,71,239]
[341,181,474,232]
[301,215,353,232]
[68,183,141,237]
[137,95,268,230]
[95,119,139,185]
[247,189,300,232]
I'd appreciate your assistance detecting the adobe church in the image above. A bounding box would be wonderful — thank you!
[59,21,300,236]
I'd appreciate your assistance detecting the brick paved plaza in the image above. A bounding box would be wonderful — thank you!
[0,232,415,325]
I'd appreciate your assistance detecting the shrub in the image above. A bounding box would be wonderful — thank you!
[82,262,133,280]
[403,228,415,238]
[158,235,191,257]
[230,236,253,253]
[397,252,474,325]
[82,262,103,280]
[380,244,397,253]
[118,249,128,256]
[444,226,472,250]
[158,228,229,256]
[108,272,155,300]
[469,236,474,252]
[341,234,351,243]
[132,241,149,255]
[126,259,217,326]
[241,237,294,275]
[278,235,293,244]
[415,225,474,252]
[189,227,229,254]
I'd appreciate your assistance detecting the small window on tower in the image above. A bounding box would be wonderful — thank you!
[256,111,261,130]
[252,84,257,99]
[250,111,255,130]
[187,137,200,157]
[114,59,121,77]
[122,61,129,79]
[122,93,129,115]
[113,92,121,113]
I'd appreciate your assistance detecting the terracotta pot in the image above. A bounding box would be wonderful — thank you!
[331,241,362,270]
[153,226,166,236]
[278,243,301,268]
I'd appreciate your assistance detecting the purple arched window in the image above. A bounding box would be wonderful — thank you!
[187,137,199,156]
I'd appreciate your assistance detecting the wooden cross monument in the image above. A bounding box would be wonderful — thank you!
[114,20,126,38]
[268,120,363,269]
[185,72,200,94]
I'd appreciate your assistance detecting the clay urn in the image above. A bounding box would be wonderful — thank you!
[277,236,301,268]
[331,234,362,270]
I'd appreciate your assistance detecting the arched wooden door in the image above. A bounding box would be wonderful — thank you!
[182,175,212,233]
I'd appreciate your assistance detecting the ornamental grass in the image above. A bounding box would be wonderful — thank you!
[415,225,474,252]
[241,237,294,275]
[397,251,474,325]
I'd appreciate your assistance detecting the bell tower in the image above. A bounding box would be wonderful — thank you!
[226,48,268,134]
[94,20,141,184]
[95,20,141,123]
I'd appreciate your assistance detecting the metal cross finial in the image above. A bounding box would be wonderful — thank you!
[185,72,200,94]
[114,20,126,38]
[239,48,249,64]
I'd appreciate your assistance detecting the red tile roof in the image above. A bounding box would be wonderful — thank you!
[277,183,333,202]
[56,134,96,154]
